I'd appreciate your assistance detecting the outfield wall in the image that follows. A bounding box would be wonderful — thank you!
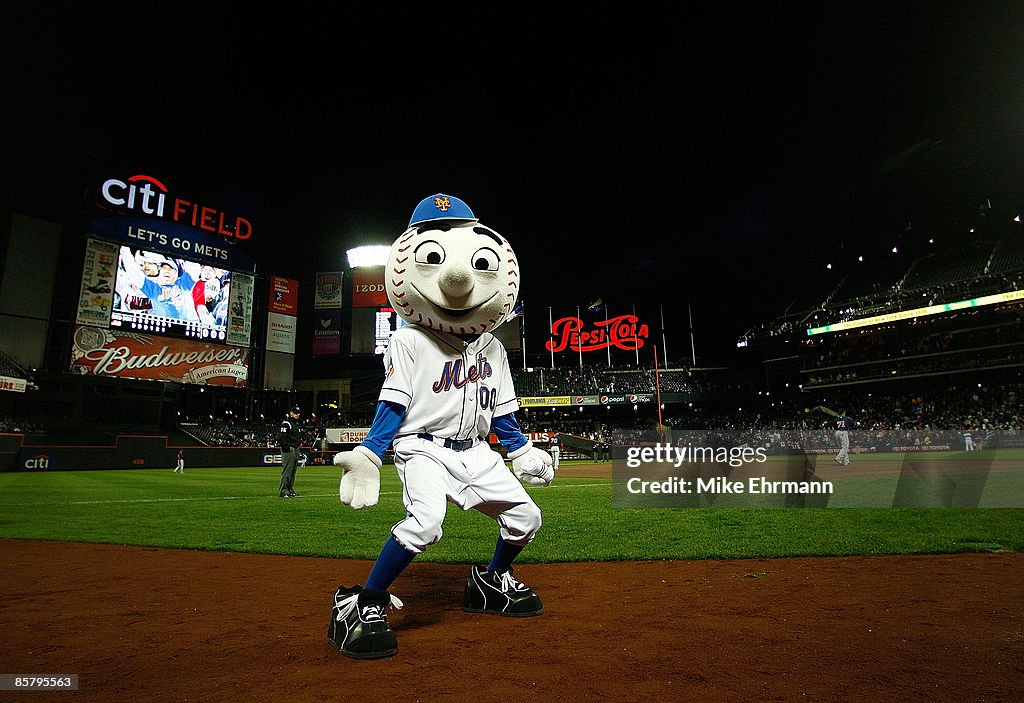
[0,433,335,472]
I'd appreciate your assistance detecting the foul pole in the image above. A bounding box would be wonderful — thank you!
[653,345,664,443]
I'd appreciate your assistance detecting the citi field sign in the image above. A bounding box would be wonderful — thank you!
[546,314,649,353]
[97,174,253,240]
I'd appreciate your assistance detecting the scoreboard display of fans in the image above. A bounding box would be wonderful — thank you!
[109,246,232,343]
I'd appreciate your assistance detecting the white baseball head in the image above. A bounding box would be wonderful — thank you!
[385,194,520,335]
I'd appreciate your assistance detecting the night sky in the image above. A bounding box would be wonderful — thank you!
[10,3,1024,363]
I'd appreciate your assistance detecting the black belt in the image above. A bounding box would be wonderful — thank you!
[418,433,478,452]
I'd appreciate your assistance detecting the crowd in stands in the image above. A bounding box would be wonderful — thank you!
[0,349,35,386]
[9,375,1018,456]
[605,381,1021,452]
[742,243,1024,343]
[510,364,750,397]
[0,415,44,434]
[180,417,325,449]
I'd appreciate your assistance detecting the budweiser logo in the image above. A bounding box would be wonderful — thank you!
[82,344,244,375]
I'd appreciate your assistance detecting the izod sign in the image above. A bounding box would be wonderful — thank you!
[546,314,649,353]
[97,174,253,240]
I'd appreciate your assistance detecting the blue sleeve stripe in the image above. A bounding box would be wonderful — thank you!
[361,400,407,458]
[491,412,528,453]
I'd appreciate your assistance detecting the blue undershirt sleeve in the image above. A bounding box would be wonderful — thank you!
[360,400,406,460]
[491,412,529,454]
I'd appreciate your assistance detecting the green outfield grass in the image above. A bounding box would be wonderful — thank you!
[0,462,1021,563]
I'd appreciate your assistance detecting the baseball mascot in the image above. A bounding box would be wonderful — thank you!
[328,194,554,659]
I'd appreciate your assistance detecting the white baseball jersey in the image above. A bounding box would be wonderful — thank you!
[378,324,538,555]
[379,325,519,440]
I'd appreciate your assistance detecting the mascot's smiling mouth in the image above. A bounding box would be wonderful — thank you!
[412,285,498,318]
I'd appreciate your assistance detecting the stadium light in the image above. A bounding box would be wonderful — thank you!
[858,255,864,262]
[892,246,899,253]
[1015,215,1021,223]
[826,263,832,270]
[346,245,391,268]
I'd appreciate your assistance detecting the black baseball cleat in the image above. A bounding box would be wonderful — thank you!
[327,585,402,659]
[462,565,543,617]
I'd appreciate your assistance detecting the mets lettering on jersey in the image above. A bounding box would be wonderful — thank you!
[432,354,493,392]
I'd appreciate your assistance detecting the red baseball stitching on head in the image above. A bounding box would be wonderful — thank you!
[459,326,466,334]
[416,312,422,322]
[398,245,411,252]
[396,257,408,263]
[393,291,406,298]
[392,279,404,286]
[393,268,406,274]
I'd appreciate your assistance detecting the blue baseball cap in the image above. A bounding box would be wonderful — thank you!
[408,193,477,226]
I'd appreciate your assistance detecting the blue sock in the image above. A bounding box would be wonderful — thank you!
[487,537,525,574]
[364,536,415,591]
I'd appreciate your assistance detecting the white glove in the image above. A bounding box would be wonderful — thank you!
[333,446,382,509]
[509,442,555,486]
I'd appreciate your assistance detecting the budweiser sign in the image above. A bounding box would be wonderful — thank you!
[546,314,649,353]
[70,325,249,386]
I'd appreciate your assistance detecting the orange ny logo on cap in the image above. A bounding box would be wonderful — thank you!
[433,196,451,212]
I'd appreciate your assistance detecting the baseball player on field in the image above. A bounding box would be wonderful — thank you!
[815,405,854,465]
[548,432,561,471]
[328,194,555,660]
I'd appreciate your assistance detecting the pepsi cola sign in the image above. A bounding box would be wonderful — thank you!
[546,314,649,353]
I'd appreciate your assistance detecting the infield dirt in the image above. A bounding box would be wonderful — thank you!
[3,536,1022,702]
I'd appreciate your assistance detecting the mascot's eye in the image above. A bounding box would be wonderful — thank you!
[414,240,446,265]
[471,247,500,271]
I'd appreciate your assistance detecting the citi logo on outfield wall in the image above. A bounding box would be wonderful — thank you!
[23,455,50,470]
[98,174,253,240]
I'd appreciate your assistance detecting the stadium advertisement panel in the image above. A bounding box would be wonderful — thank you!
[87,216,256,272]
[225,271,254,347]
[69,325,250,386]
[546,313,650,353]
[76,239,119,327]
[351,268,387,307]
[314,272,344,309]
[325,428,372,444]
[94,174,254,242]
[266,312,297,354]
[806,289,1024,335]
[312,309,342,356]
[268,276,299,315]
[0,376,28,393]
[519,396,572,407]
